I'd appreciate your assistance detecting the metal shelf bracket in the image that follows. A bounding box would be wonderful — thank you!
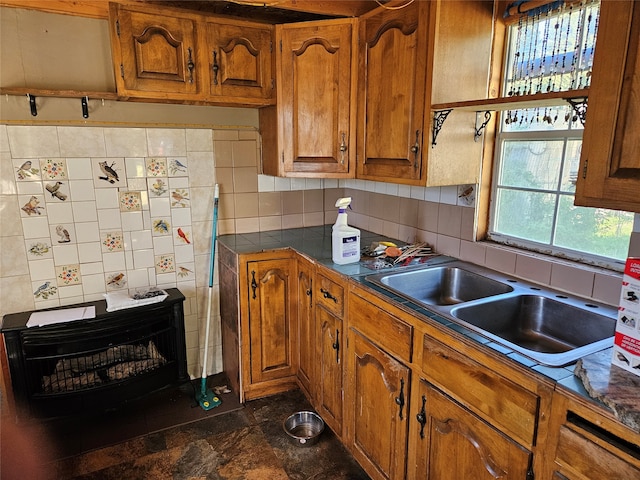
[565,97,588,126]
[431,109,452,147]
[81,96,89,118]
[28,94,37,116]
[474,111,492,142]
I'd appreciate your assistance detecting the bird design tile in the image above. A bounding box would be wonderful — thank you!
[15,160,40,181]
[171,189,190,208]
[32,280,57,300]
[149,178,169,197]
[93,159,125,187]
[153,219,171,235]
[27,240,52,258]
[54,225,72,243]
[177,265,194,278]
[40,158,67,180]
[45,181,68,202]
[175,227,191,244]
[21,195,45,216]
[106,272,126,290]
[169,158,188,176]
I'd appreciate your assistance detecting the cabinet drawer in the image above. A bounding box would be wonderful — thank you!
[316,272,345,318]
[349,292,412,363]
[555,425,640,479]
[421,335,538,447]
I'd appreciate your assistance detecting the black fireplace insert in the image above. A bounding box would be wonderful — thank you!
[1,288,188,419]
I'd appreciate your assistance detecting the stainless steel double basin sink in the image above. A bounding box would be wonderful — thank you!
[365,260,617,367]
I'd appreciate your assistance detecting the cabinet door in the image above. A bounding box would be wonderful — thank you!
[357,1,430,184]
[246,258,297,385]
[111,4,201,97]
[275,19,357,176]
[296,256,315,399]
[575,0,640,212]
[409,379,531,480]
[316,306,343,436]
[347,329,410,480]
[206,21,274,103]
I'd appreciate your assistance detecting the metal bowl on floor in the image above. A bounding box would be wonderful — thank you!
[283,411,325,446]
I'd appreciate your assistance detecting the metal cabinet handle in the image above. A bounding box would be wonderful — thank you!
[395,378,405,420]
[320,288,338,303]
[339,132,347,165]
[332,329,340,363]
[212,50,219,85]
[250,270,257,299]
[410,130,420,168]
[187,47,195,84]
[416,394,427,438]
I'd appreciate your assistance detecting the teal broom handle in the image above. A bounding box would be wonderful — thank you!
[209,184,219,288]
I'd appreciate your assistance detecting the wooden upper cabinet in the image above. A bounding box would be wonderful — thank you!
[575,0,640,213]
[356,1,430,185]
[261,18,357,177]
[205,20,274,103]
[109,3,274,106]
[425,0,494,186]
[109,3,203,99]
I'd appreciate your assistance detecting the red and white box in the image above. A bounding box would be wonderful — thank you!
[612,257,640,375]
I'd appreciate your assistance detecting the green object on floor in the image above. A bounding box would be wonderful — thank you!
[196,379,221,411]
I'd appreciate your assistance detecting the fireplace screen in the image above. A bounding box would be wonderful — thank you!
[40,340,168,394]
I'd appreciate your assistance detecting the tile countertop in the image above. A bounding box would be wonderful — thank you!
[218,226,640,433]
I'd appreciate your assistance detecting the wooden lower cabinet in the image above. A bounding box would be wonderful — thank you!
[544,388,640,480]
[314,265,346,436]
[241,253,298,400]
[316,305,343,434]
[408,378,531,480]
[296,255,315,399]
[221,245,637,480]
[346,329,411,480]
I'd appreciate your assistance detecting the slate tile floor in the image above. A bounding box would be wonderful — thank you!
[10,378,370,479]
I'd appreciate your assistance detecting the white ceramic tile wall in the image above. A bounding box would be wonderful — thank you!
[0,125,221,379]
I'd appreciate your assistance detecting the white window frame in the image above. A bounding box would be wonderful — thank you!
[487,1,629,272]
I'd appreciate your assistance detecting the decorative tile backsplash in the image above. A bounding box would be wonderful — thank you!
[14,152,192,307]
[2,126,210,314]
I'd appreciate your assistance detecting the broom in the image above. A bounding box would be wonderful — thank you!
[196,184,221,410]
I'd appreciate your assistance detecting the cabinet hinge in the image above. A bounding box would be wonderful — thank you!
[270,40,273,53]
[115,19,120,37]
[120,64,125,79]
[582,158,588,179]
[281,151,284,164]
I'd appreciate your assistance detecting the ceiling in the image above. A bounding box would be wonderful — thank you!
[146,0,383,23]
[0,0,388,23]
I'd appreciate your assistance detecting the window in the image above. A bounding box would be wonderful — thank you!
[489,1,633,268]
